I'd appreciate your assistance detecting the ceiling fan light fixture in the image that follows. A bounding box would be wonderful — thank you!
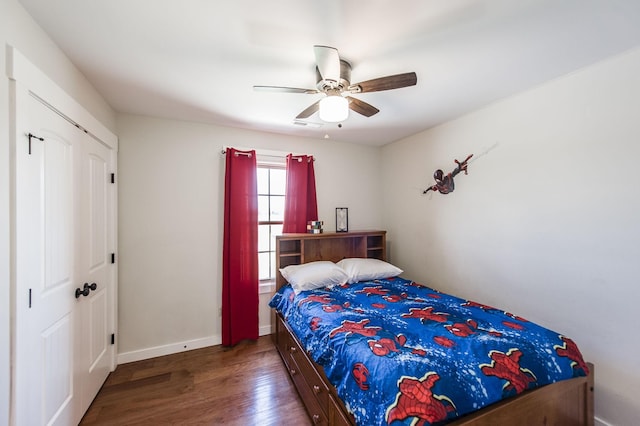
[319,95,348,122]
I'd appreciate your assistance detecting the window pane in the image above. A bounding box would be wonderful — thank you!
[270,168,286,196]
[270,195,285,222]
[258,224,270,252]
[258,195,269,222]
[271,224,283,250]
[258,252,270,280]
[257,168,269,195]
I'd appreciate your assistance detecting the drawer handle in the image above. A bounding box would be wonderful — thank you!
[290,368,296,376]
[313,385,321,394]
[312,414,321,424]
[290,346,297,353]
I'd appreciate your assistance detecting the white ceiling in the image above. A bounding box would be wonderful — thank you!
[18,0,640,146]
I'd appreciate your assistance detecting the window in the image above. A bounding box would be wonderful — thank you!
[257,166,285,283]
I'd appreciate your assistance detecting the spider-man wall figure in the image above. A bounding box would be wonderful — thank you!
[423,154,473,195]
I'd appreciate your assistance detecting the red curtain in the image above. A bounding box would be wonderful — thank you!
[222,148,258,346]
[283,154,318,233]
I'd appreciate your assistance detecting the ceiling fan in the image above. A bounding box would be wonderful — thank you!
[254,45,417,122]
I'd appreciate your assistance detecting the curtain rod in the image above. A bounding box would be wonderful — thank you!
[289,155,315,163]
[221,149,315,162]
[221,149,252,157]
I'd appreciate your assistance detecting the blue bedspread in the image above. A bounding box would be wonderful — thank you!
[269,277,588,425]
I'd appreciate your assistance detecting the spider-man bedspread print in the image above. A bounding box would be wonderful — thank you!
[269,277,588,426]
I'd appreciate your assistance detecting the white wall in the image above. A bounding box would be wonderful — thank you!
[1,2,11,423]
[381,47,640,426]
[116,114,383,360]
[1,0,116,424]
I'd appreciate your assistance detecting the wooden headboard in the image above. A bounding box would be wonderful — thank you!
[275,230,387,289]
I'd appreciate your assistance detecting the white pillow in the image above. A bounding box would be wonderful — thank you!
[280,261,348,294]
[336,258,403,284]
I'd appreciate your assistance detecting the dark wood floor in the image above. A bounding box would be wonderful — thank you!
[80,336,311,425]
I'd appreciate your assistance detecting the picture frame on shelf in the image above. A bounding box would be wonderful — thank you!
[336,207,348,232]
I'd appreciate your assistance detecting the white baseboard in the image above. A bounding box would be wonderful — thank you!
[117,326,273,365]
[259,324,272,337]
[117,335,220,364]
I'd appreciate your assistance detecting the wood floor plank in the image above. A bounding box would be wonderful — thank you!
[81,336,311,425]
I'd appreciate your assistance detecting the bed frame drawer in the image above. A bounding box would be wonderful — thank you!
[289,340,330,410]
[288,351,329,425]
[328,393,353,426]
[275,314,349,425]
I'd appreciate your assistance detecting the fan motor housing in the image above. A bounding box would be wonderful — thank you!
[316,59,351,92]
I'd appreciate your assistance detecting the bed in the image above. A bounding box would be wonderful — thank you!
[269,231,594,425]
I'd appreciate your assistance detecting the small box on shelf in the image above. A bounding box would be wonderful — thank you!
[307,220,323,234]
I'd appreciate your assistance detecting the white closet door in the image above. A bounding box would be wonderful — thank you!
[15,93,79,426]
[11,46,117,426]
[75,134,113,414]
[15,94,115,425]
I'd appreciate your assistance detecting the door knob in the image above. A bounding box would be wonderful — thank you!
[75,286,90,299]
[75,283,97,299]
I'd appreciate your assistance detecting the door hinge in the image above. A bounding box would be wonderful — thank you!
[111,253,115,264]
[111,334,115,345]
[110,173,115,184]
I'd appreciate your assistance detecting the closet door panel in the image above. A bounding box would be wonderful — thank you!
[88,152,107,270]
[44,136,74,291]
[15,93,78,426]
[77,135,113,413]
[42,315,73,422]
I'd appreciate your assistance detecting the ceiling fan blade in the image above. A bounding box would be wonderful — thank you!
[254,85,319,94]
[347,96,379,117]
[353,72,417,93]
[296,100,321,119]
[314,45,341,82]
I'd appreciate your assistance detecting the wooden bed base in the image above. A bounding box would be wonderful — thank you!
[272,231,594,425]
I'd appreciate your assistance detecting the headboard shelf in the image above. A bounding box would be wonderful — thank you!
[275,230,387,288]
